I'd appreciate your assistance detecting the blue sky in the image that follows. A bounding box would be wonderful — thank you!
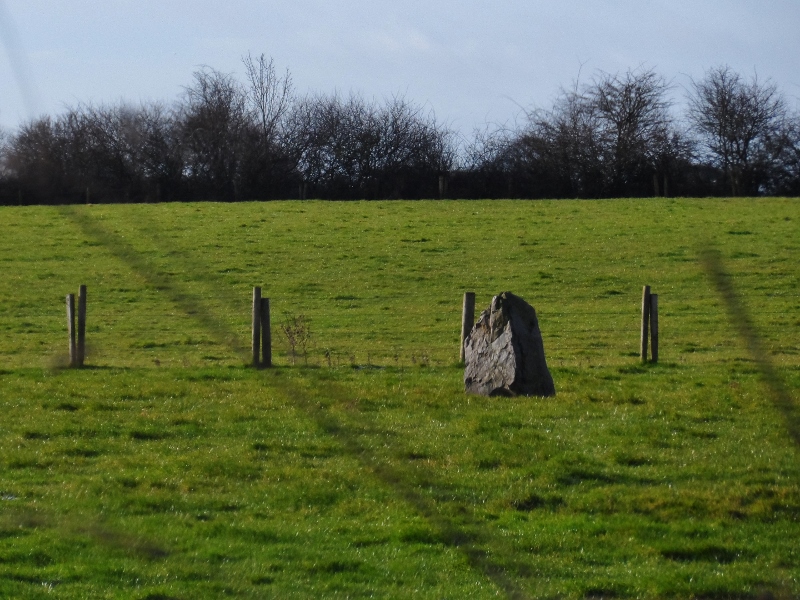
[2,0,799,136]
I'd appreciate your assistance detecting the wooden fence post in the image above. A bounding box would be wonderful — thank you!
[66,293,76,367]
[650,294,659,363]
[77,285,87,367]
[252,287,261,367]
[460,292,476,363]
[260,297,271,368]
[640,285,651,363]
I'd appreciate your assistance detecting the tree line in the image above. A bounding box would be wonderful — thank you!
[1,57,798,204]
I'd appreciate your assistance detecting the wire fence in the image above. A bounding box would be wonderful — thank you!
[4,298,797,370]
[1,205,796,377]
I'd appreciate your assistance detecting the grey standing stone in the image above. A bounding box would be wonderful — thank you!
[464,292,555,397]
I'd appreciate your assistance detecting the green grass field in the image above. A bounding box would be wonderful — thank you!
[0,198,798,599]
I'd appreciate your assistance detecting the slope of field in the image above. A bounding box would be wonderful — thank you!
[0,198,798,598]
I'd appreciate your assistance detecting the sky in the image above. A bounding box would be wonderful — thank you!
[1,0,799,138]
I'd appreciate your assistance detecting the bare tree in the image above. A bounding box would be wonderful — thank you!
[3,110,93,203]
[239,54,300,196]
[0,127,12,185]
[289,92,453,198]
[132,102,184,201]
[4,101,185,204]
[0,127,14,203]
[762,111,800,195]
[179,67,248,200]
[589,68,683,195]
[501,69,687,198]
[373,96,456,197]
[242,53,293,149]
[80,103,145,202]
[8,59,799,204]
[461,123,549,198]
[688,65,787,196]
[528,87,606,197]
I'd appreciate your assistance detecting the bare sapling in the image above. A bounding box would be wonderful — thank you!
[281,314,312,365]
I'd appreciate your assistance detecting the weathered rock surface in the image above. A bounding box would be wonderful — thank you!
[464,292,555,397]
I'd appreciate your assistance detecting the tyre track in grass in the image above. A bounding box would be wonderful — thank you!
[59,204,533,599]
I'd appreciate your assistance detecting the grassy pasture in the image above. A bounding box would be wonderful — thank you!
[0,198,798,599]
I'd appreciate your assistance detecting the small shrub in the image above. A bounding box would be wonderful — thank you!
[281,314,312,365]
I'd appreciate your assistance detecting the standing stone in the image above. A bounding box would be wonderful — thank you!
[464,292,555,397]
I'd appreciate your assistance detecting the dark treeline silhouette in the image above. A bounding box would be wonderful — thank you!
[457,67,799,199]
[1,59,798,204]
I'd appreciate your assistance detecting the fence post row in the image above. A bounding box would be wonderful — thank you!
[60,285,654,369]
[252,287,272,368]
[460,291,476,363]
[641,285,658,363]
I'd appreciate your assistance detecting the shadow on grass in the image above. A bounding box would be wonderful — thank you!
[59,206,250,364]
[58,205,533,599]
[660,544,745,564]
[0,508,169,561]
[699,246,800,449]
